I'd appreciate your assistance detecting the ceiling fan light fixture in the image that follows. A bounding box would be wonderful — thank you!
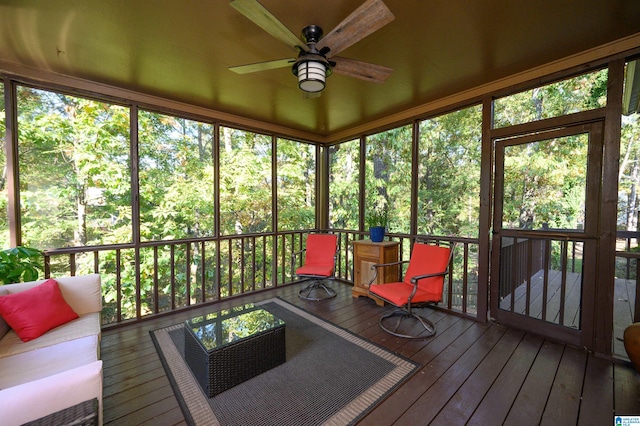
[296,60,326,93]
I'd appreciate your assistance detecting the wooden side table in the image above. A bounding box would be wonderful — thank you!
[352,240,400,306]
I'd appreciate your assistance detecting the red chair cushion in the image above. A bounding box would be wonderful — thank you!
[370,281,442,306]
[297,234,337,277]
[304,234,337,266]
[370,243,451,305]
[296,264,335,277]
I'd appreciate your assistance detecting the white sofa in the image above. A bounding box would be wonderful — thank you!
[0,274,103,425]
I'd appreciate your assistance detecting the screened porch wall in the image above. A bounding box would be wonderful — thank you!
[2,49,639,358]
[42,230,479,327]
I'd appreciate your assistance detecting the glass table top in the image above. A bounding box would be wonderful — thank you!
[185,304,285,352]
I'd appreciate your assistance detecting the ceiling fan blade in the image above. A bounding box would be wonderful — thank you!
[317,0,394,57]
[230,0,308,52]
[229,58,295,74]
[332,57,393,83]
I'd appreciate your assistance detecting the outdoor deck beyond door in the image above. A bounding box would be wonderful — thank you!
[491,122,603,350]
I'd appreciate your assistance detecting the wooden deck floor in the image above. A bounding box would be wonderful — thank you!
[498,270,582,328]
[615,277,637,357]
[497,268,636,358]
[101,281,640,425]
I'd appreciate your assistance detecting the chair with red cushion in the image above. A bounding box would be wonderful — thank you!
[369,241,455,338]
[291,233,338,301]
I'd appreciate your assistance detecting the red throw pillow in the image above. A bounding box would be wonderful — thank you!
[0,279,79,342]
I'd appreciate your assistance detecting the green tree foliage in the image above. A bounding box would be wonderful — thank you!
[418,105,482,237]
[619,113,640,231]
[138,110,215,241]
[137,110,220,312]
[219,127,275,295]
[329,140,359,230]
[0,82,7,247]
[16,87,131,249]
[219,127,272,235]
[277,138,315,231]
[619,55,640,233]
[0,246,43,284]
[493,69,608,128]
[366,125,412,234]
[502,135,588,230]
[494,69,607,230]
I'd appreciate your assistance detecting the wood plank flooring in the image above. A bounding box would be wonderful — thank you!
[101,281,640,425]
[498,269,636,358]
[615,277,637,357]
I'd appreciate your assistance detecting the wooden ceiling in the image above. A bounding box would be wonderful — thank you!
[1,0,639,142]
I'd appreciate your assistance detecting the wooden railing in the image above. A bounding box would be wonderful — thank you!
[615,231,640,322]
[42,230,480,327]
[496,235,588,332]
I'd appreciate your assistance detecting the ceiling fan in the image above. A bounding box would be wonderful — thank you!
[228,0,395,94]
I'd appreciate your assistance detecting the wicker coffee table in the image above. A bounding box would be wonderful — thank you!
[184,304,286,397]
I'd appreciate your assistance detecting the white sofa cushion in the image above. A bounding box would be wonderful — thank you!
[0,312,100,358]
[0,274,102,316]
[0,360,103,426]
[0,334,98,389]
[0,274,103,425]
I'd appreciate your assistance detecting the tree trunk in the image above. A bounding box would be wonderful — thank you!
[222,127,233,153]
[628,156,639,231]
[76,190,87,246]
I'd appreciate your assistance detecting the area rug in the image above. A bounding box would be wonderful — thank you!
[150,297,419,426]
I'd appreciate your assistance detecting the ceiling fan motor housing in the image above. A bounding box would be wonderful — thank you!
[302,25,323,44]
